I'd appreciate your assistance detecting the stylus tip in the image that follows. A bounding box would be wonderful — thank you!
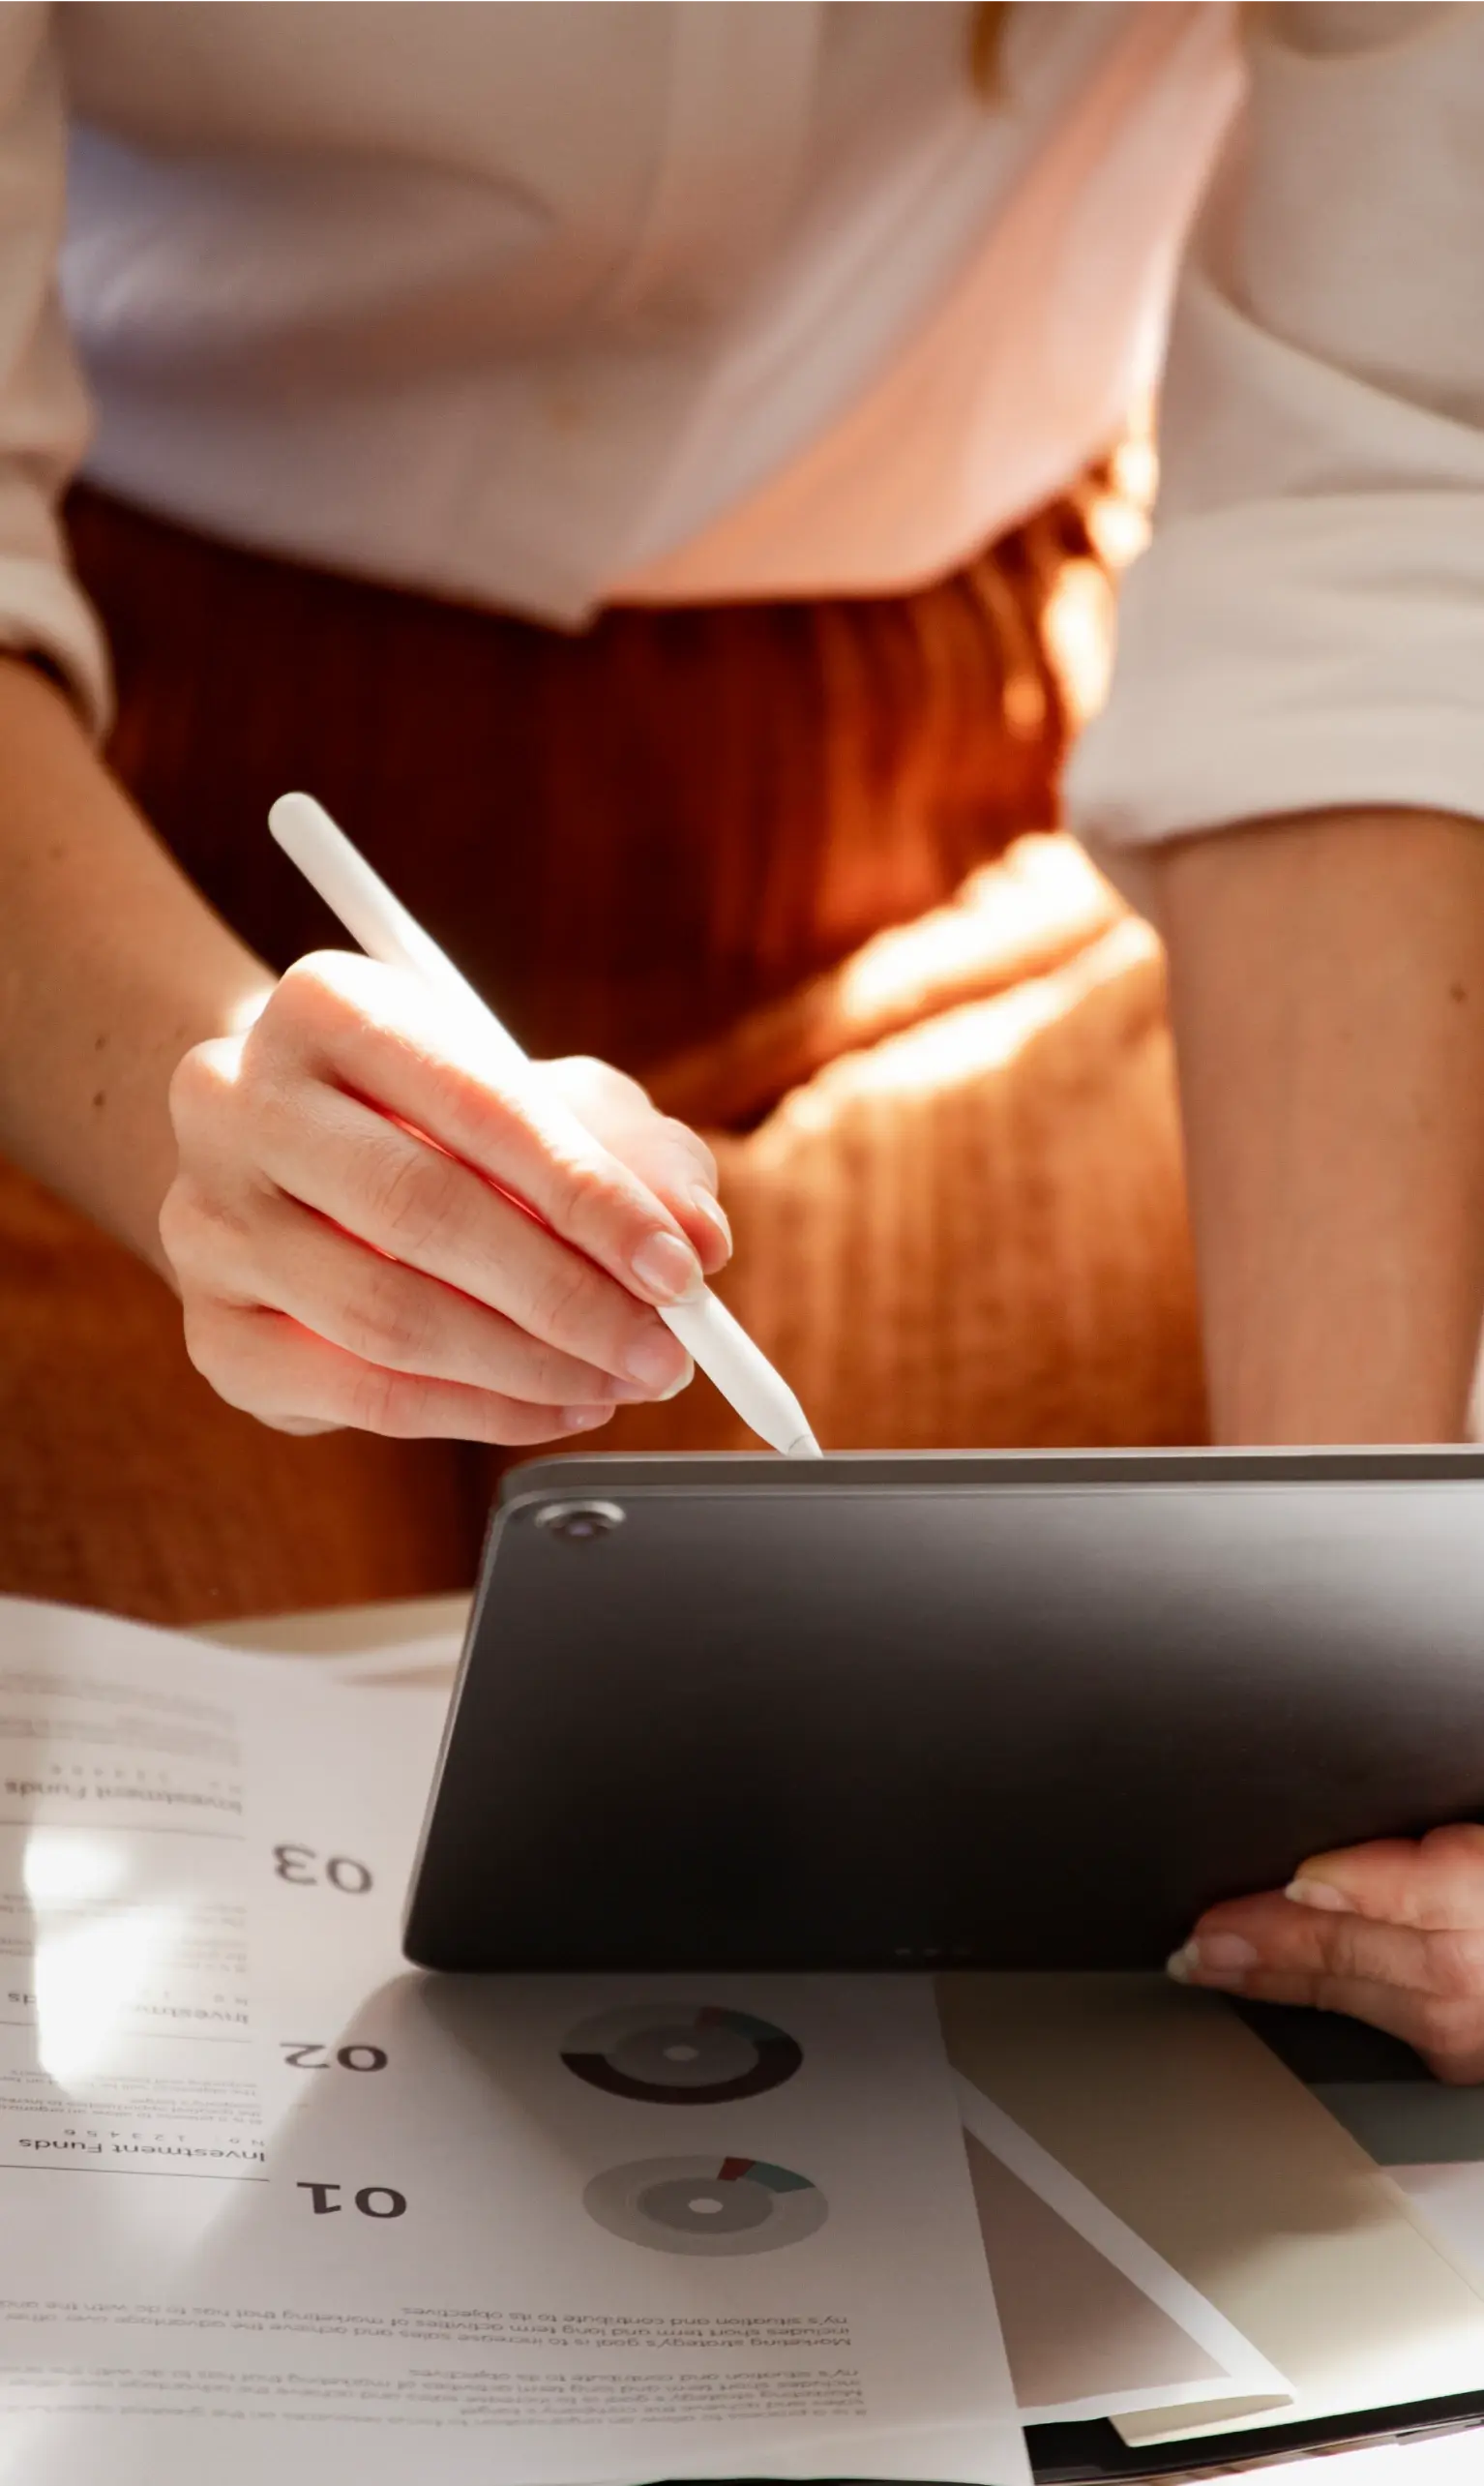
[786,1430,824,1459]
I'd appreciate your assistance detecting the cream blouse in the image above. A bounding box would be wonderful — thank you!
[1,1,1481,874]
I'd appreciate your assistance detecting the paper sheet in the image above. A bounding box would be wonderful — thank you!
[940,1971,1484,2446]
[0,1599,1027,2486]
[1297,2051,1484,2345]
[958,2080,1290,2424]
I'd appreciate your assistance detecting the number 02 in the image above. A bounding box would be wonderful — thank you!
[282,2043,389,2073]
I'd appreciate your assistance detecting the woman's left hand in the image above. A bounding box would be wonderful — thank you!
[1169,1827,1484,2082]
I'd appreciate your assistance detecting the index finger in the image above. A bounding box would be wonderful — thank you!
[1174,1888,1476,1998]
[542,1057,731,1274]
[263,954,706,1306]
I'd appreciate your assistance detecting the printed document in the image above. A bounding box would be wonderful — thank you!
[0,1600,1027,2486]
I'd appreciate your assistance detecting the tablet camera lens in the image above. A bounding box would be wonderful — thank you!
[533,1500,626,1543]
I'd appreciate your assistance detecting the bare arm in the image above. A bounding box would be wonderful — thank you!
[1153,808,1484,2077]
[1151,807,1484,1447]
[0,652,727,1439]
[0,654,273,1275]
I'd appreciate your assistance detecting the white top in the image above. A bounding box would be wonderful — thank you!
[2,0,1482,874]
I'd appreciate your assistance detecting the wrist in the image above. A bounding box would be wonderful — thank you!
[0,655,276,1274]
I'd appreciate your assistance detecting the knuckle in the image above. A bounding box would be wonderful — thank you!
[158,1181,208,1282]
[557,1054,645,1107]
[474,1398,552,1447]
[546,1148,625,1245]
[343,1360,413,1436]
[224,1030,308,1153]
[526,1248,606,1346]
[344,1263,429,1371]
[1420,1929,1484,1999]
[1321,1919,1375,1983]
[229,1024,279,1101]
[1422,1823,1484,1876]
[180,1300,339,1436]
[662,1116,718,1185]
[435,1066,521,1161]
[278,949,355,1012]
[1414,1991,1484,2057]
[177,1298,222,1383]
[1311,1974,1354,2019]
[270,951,369,1055]
[364,1141,463,1254]
[159,1176,254,1290]
[165,1047,207,1129]
[179,1299,253,1402]
[167,1036,235,1137]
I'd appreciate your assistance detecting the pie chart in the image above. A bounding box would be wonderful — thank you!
[560,2002,803,2104]
[583,2154,827,2255]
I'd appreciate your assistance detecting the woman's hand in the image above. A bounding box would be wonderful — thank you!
[1170,1828,1484,2082]
[160,950,731,1443]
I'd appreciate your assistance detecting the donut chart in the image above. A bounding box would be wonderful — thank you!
[583,2154,827,2256]
[560,2002,803,2104]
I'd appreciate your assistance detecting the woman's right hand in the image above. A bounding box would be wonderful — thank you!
[160,949,731,1443]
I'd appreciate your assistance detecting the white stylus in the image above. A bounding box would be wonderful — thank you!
[269,792,822,1459]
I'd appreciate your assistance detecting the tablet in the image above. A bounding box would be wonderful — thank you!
[402,1448,1484,1975]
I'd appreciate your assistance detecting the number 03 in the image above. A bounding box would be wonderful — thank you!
[273,1844,374,1894]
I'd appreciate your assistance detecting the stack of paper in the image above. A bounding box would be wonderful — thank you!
[0,1601,1026,2486]
[3,1595,1484,2486]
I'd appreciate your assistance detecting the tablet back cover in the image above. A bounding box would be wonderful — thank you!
[403,1453,1484,1973]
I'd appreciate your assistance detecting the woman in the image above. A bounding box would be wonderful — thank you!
[2,0,1484,2067]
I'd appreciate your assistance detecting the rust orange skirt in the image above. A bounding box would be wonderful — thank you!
[0,485,1202,1626]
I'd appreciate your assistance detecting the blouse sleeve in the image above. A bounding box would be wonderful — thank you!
[1064,2,1484,910]
[0,3,109,731]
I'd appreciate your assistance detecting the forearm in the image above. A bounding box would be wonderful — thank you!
[0,656,274,1277]
[1151,809,1484,1447]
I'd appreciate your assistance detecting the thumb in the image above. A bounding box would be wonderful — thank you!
[1288,1826,1484,1931]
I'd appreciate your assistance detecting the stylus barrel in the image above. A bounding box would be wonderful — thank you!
[661,1289,821,1458]
[269,792,823,1460]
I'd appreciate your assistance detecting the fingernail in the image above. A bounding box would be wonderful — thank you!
[630,1229,704,1303]
[655,1356,695,1402]
[690,1188,732,1256]
[1197,1933,1261,1971]
[561,1406,613,1431]
[1286,1878,1352,1914]
[622,1331,691,1392]
[1167,1933,1260,1986]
